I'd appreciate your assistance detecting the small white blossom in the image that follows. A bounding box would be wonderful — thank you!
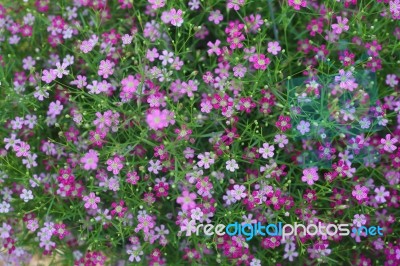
[20,189,34,202]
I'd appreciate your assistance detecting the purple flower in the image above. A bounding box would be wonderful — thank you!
[41,69,57,84]
[296,120,310,135]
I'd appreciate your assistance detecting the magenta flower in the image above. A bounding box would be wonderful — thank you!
[111,200,127,218]
[250,54,270,70]
[288,0,307,10]
[53,223,69,240]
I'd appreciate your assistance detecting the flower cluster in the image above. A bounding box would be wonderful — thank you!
[0,0,399,265]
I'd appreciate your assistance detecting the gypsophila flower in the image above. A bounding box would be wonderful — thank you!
[267,41,282,55]
[296,120,310,135]
[374,186,389,203]
[0,201,10,213]
[381,134,398,153]
[0,2,398,265]
[20,189,33,202]
[98,59,115,79]
[353,214,367,227]
[83,192,100,210]
[259,143,275,158]
[226,159,239,172]
[301,167,319,185]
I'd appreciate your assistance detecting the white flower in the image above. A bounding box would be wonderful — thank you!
[226,159,239,172]
[20,189,34,202]
[0,201,10,213]
[127,245,143,262]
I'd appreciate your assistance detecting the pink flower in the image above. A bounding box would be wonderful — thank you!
[93,111,112,130]
[169,9,184,27]
[53,223,69,240]
[207,40,221,56]
[81,149,99,170]
[146,48,159,62]
[334,69,358,91]
[274,134,288,148]
[121,75,139,93]
[231,184,246,200]
[47,100,64,118]
[148,159,162,174]
[353,214,367,227]
[126,171,140,185]
[227,0,245,10]
[106,156,124,175]
[161,10,172,24]
[259,143,275,159]
[148,0,165,9]
[301,167,319,185]
[41,69,56,84]
[381,134,398,153]
[389,0,400,20]
[98,59,115,79]
[111,200,127,218]
[159,50,174,66]
[374,186,389,203]
[80,40,94,53]
[250,54,270,70]
[14,142,30,157]
[226,159,239,172]
[146,109,169,130]
[83,192,100,209]
[267,41,281,55]
[331,16,349,35]
[288,0,307,10]
[208,10,223,24]
[177,191,197,211]
[197,152,215,169]
[135,214,155,233]
[352,185,369,202]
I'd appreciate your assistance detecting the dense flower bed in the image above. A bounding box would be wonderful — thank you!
[0,0,399,265]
